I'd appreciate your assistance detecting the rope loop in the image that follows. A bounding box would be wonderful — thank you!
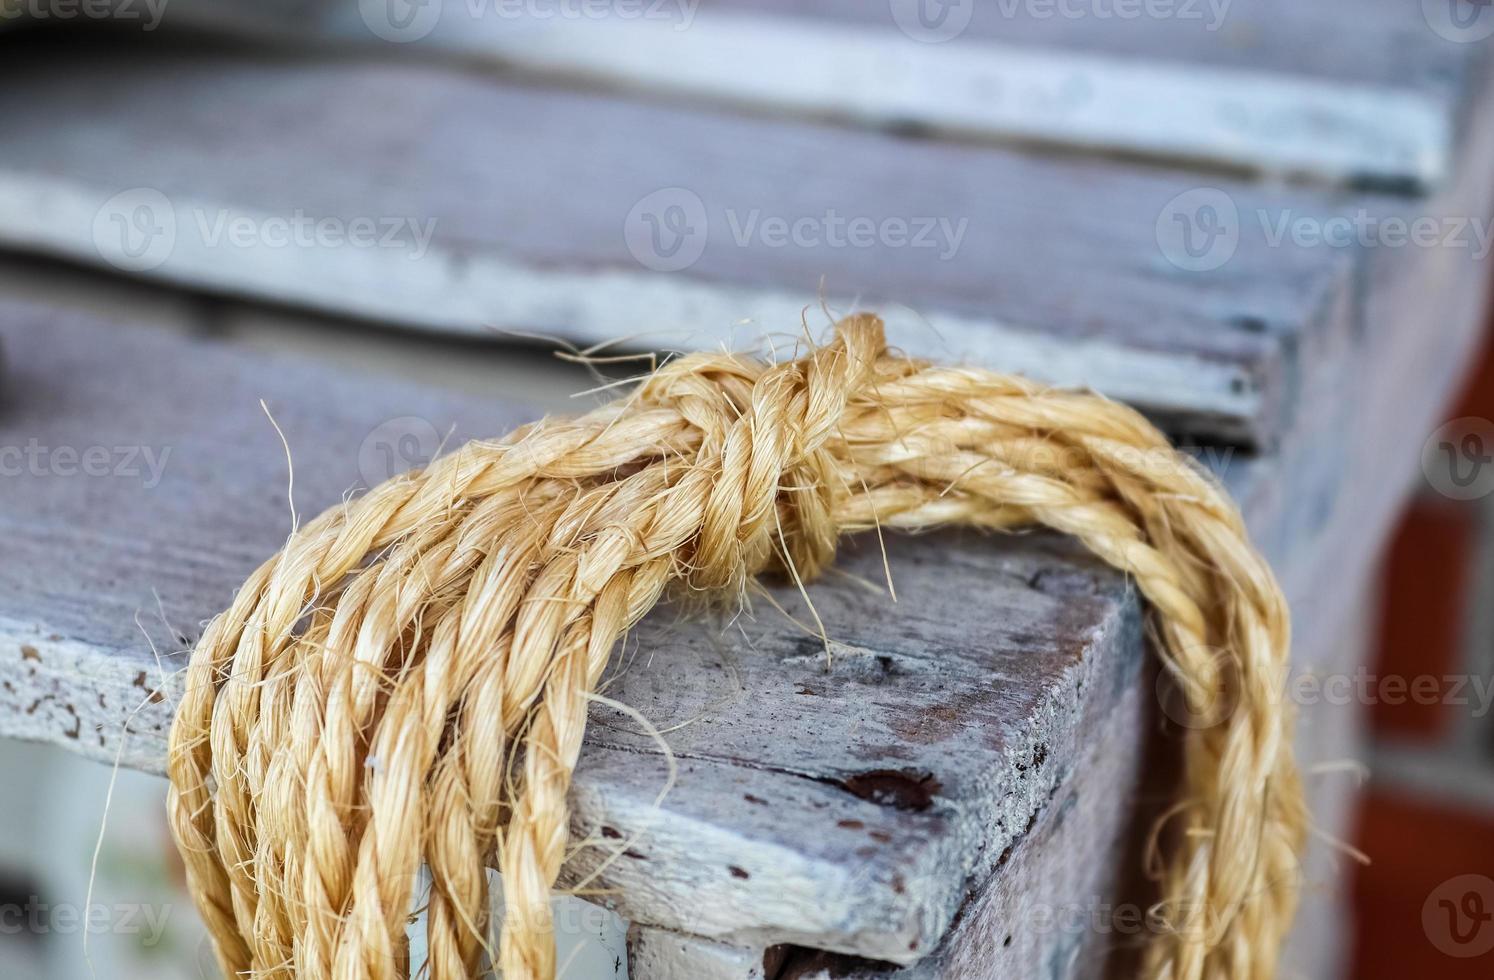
[168,314,1304,980]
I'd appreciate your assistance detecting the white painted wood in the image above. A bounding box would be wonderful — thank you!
[0,37,1368,448]
[353,8,1452,186]
[0,172,1258,434]
[627,926,768,980]
[152,0,1457,186]
[0,171,1484,963]
[0,13,1487,976]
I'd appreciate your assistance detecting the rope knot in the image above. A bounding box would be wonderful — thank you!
[638,313,888,594]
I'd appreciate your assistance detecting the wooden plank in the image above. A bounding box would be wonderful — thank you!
[0,154,1486,963]
[0,32,1489,975]
[626,927,770,980]
[705,0,1469,93]
[680,44,1494,966]
[808,564,1383,980]
[779,630,1149,980]
[0,305,1145,963]
[1,138,1484,958]
[819,44,1494,977]
[155,0,1465,187]
[724,68,1494,965]
[0,33,1359,448]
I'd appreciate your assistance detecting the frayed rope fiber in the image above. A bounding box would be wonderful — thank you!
[167,314,1304,980]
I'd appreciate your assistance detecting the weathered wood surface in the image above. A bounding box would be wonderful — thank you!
[0,33,1362,448]
[683,114,1494,969]
[150,0,1466,187]
[626,927,770,980]
[807,559,1386,980]
[0,10,1489,977]
[0,306,1146,963]
[815,634,1150,980]
[1,153,1486,964]
[828,47,1494,975]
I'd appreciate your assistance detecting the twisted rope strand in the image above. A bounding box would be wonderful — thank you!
[167,314,1304,979]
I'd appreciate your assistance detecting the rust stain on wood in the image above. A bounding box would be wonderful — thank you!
[839,770,941,812]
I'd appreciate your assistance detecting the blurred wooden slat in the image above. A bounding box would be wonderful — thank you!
[0,6,1490,975]
[709,0,1470,95]
[152,0,1470,187]
[4,69,1492,952]
[0,184,1483,962]
[0,35,1358,448]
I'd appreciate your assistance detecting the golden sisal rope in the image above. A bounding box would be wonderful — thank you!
[167,314,1305,980]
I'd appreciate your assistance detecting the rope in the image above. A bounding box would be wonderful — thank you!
[166,314,1304,979]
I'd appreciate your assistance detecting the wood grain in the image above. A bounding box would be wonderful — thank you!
[153,0,1466,186]
[0,193,1484,964]
[0,11,1489,973]
[0,33,1359,448]
[627,927,769,980]
[0,306,1144,962]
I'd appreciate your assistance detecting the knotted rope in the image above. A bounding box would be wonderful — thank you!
[167,314,1304,979]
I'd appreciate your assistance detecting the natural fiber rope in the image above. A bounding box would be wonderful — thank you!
[167,314,1304,980]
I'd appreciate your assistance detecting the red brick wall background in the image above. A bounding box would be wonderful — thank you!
[1350,330,1494,977]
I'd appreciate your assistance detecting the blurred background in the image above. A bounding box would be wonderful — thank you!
[1,2,1493,978]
